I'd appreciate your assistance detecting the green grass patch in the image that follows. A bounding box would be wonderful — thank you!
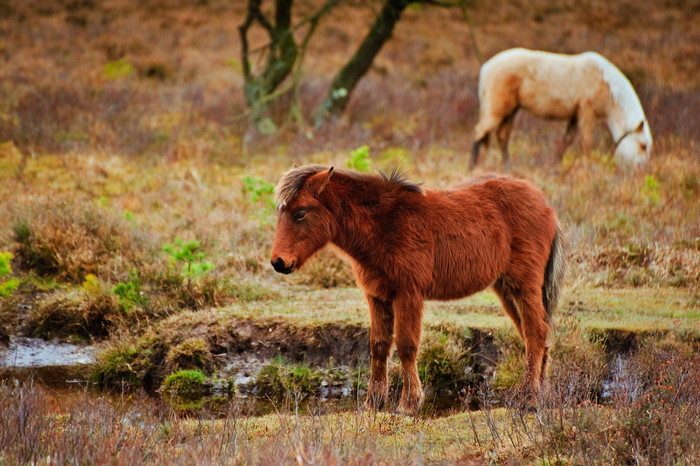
[162,369,208,411]
[217,286,697,336]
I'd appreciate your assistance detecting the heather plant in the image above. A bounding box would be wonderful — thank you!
[29,286,122,339]
[12,196,151,283]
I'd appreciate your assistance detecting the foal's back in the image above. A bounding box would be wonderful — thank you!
[423,175,557,300]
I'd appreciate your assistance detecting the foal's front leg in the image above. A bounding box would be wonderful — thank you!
[366,295,394,410]
[394,292,425,415]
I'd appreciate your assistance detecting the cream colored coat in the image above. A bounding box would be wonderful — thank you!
[472,48,652,170]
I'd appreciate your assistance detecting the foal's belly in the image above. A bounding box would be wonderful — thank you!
[424,257,501,301]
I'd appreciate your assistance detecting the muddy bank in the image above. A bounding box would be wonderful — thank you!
[0,317,498,390]
[0,318,685,414]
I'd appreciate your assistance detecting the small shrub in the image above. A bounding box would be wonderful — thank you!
[242,175,276,224]
[165,337,214,373]
[160,238,219,308]
[112,269,147,311]
[162,237,214,282]
[255,356,322,399]
[0,251,13,276]
[242,175,275,208]
[92,343,153,390]
[82,273,102,295]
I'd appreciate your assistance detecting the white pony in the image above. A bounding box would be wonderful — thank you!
[471,48,652,170]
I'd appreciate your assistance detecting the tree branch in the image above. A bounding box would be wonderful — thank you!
[313,0,411,127]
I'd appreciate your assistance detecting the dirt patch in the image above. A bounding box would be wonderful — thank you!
[225,318,370,367]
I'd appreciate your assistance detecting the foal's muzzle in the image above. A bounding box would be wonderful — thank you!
[271,257,295,274]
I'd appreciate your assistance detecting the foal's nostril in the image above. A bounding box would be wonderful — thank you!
[272,257,287,273]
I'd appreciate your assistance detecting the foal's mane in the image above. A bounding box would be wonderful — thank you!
[275,165,423,209]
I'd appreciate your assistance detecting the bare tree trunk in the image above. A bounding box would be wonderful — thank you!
[239,0,297,121]
[313,0,410,127]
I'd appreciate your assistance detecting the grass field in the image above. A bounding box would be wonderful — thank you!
[0,0,698,463]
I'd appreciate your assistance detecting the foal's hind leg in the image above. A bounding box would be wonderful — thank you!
[493,279,523,340]
[513,288,550,395]
[366,295,395,410]
[393,292,425,415]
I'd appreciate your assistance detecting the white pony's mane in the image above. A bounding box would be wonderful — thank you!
[582,52,649,136]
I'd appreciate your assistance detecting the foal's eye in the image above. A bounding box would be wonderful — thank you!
[640,143,647,152]
[293,210,306,221]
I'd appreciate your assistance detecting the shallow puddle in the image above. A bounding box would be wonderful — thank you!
[0,337,96,385]
[0,337,96,368]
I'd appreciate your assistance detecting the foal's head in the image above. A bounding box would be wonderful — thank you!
[270,165,335,274]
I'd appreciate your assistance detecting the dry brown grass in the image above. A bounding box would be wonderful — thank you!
[11,194,155,283]
[1,336,697,463]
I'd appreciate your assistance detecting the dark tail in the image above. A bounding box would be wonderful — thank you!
[542,225,565,321]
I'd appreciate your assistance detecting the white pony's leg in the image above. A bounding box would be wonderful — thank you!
[497,110,517,170]
[577,103,596,152]
[558,114,578,160]
[471,115,500,169]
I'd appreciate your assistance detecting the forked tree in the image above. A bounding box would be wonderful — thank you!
[239,0,476,129]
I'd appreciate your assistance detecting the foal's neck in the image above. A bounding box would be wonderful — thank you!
[327,178,405,264]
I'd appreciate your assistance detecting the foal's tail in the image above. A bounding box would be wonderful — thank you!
[542,225,566,321]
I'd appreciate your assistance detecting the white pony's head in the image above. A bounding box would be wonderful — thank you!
[615,120,652,169]
[614,120,652,170]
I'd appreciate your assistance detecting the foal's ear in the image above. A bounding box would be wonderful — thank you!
[315,166,334,196]
[308,166,334,197]
[635,120,645,132]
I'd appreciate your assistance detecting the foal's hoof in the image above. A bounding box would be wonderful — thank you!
[365,391,387,411]
[515,384,539,412]
[397,393,425,417]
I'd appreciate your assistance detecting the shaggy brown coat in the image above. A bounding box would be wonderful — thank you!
[271,165,565,413]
